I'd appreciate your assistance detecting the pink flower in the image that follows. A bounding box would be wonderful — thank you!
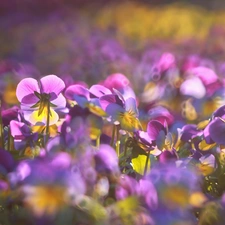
[16,75,66,125]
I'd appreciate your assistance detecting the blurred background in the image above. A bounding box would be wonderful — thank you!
[1,0,225,118]
[1,0,225,72]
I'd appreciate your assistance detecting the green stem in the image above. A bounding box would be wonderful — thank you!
[96,135,100,149]
[115,124,120,157]
[45,101,50,146]
[144,150,150,176]
[124,137,133,158]
[110,124,116,147]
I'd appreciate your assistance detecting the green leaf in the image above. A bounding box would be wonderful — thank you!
[107,197,139,224]
[75,195,107,224]
[131,154,150,175]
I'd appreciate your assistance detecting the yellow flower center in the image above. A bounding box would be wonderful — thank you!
[118,110,141,131]
[23,185,68,217]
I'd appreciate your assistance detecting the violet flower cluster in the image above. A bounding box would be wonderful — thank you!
[2,2,225,225]
[0,69,225,225]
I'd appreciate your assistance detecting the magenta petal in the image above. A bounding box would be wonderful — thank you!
[64,84,90,100]
[89,84,112,98]
[40,75,65,96]
[10,120,22,137]
[157,52,175,72]
[9,120,25,138]
[16,77,40,104]
[158,150,178,164]
[189,67,218,86]
[148,106,174,125]
[99,94,119,111]
[95,144,119,174]
[147,120,165,140]
[138,131,153,145]
[103,73,130,90]
[208,118,225,145]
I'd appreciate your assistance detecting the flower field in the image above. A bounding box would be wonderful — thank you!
[1,1,225,224]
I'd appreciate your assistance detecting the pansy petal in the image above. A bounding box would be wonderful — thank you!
[89,84,112,98]
[87,99,107,117]
[51,93,67,109]
[180,124,199,142]
[29,108,59,125]
[64,84,90,100]
[103,73,130,91]
[156,130,166,149]
[112,88,125,103]
[119,86,136,101]
[105,103,124,119]
[213,105,225,118]
[147,120,165,140]
[158,150,178,164]
[157,52,175,72]
[40,75,65,96]
[189,66,218,86]
[74,96,89,108]
[138,131,153,145]
[208,117,225,145]
[10,120,26,138]
[199,154,216,168]
[95,144,119,174]
[125,97,138,116]
[180,76,206,99]
[203,122,215,144]
[198,140,216,151]
[148,106,174,125]
[100,94,121,111]
[16,77,40,104]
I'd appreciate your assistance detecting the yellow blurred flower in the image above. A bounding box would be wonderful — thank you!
[23,185,68,217]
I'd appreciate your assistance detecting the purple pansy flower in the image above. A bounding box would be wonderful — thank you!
[99,88,141,131]
[180,124,202,142]
[200,105,225,146]
[207,117,225,145]
[94,144,120,175]
[64,83,109,117]
[16,75,66,125]
[135,120,172,154]
[10,120,38,151]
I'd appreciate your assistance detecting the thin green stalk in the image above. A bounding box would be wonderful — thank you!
[144,150,151,176]
[44,101,50,146]
[96,135,100,148]
[110,124,116,147]
[124,137,133,158]
[115,124,120,157]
